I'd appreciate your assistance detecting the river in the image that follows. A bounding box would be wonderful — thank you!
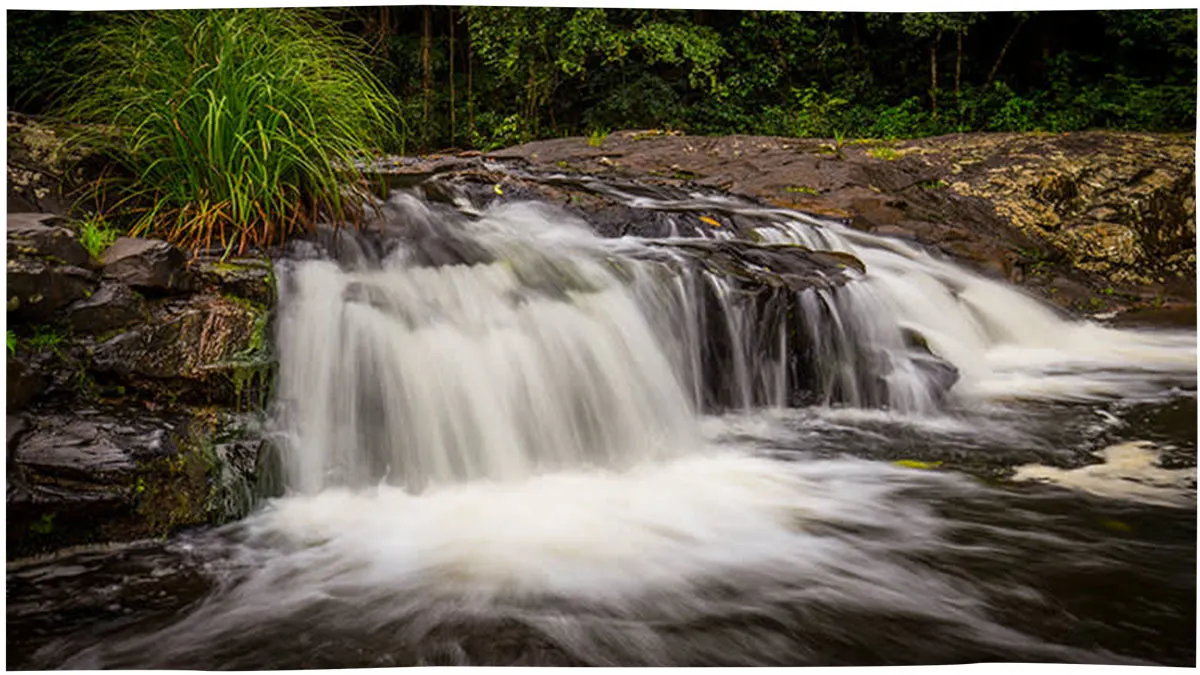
[8,179,1195,668]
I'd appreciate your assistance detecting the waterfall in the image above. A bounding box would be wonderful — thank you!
[269,187,1194,494]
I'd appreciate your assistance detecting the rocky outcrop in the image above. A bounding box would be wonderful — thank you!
[6,215,278,560]
[465,130,1195,316]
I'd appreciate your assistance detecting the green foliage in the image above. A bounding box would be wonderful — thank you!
[868,147,901,161]
[13,8,1196,157]
[78,216,118,259]
[59,9,401,253]
[29,326,66,351]
[587,129,609,147]
[7,330,17,357]
[30,513,56,536]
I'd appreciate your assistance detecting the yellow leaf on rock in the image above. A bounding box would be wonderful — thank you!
[1099,518,1133,533]
[700,216,721,227]
[892,459,943,470]
[493,184,504,195]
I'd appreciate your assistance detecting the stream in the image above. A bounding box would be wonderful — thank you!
[7,176,1196,668]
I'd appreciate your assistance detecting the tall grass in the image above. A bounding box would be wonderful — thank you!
[61,9,401,254]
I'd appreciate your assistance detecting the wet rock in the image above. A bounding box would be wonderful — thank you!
[580,205,682,238]
[651,239,864,292]
[7,257,98,321]
[8,213,90,267]
[6,408,271,560]
[191,256,275,306]
[64,282,147,334]
[101,237,192,294]
[89,295,269,406]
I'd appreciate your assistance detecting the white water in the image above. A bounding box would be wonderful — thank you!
[57,188,1196,667]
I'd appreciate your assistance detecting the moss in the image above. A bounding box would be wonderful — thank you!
[785,185,819,195]
[134,434,212,537]
[29,512,56,536]
[132,412,262,537]
[868,147,901,161]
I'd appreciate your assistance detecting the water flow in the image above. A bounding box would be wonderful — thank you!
[43,183,1194,668]
[749,211,1195,402]
[272,200,700,493]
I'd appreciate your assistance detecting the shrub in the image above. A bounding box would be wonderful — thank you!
[60,9,401,254]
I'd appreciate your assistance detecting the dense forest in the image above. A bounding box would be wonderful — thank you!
[9,8,1197,152]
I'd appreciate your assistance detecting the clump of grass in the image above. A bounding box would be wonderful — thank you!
[78,215,118,259]
[60,9,401,254]
[868,146,901,161]
[587,129,609,147]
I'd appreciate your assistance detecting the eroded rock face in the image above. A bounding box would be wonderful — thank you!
[90,295,268,406]
[6,408,269,560]
[102,237,192,294]
[192,257,275,306]
[4,215,278,560]
[7,359,45,413]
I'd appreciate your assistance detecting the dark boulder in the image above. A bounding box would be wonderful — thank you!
[7,258,98,322]
[65,282,148,334]
[7,213,91,267]
[101,237,192,294]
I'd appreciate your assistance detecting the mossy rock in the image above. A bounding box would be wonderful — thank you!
[6,407,274,561]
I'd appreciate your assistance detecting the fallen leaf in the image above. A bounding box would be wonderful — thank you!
[700,216,721,227]
[892,459,943,470]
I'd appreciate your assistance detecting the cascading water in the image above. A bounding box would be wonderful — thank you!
[271,201,700,493]
[24,178,1196,669]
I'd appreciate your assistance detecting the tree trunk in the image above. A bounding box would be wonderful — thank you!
[955,30,962,99]
[422,6,432,133]
[449,8,456,147]
[930,29,942,117]
[467,33,474,139]
[985,15,1027,88]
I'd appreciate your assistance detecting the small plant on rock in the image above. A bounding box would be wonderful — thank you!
[868,146,901,161]
[78,215,118,259]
